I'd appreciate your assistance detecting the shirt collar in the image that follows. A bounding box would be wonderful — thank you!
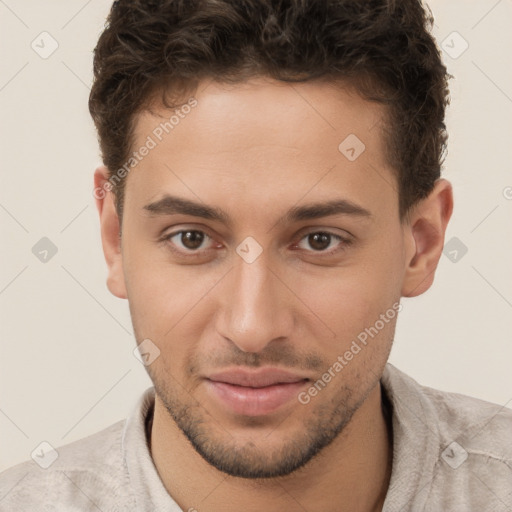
[381,363,440,510]
[122,386,182,511]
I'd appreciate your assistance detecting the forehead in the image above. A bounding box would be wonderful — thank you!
[125,77,397,223]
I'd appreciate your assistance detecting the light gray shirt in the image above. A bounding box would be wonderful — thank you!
[1,363,511,511]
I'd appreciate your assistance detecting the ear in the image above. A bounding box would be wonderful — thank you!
[401,178,454,297]
[93,166,127,299]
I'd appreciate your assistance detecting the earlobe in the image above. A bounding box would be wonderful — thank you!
[401,179,454,298]
[93,166,128,299]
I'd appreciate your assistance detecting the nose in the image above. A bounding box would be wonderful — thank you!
[216,255,294,353]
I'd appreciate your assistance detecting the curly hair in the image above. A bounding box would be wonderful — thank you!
[89,0,451,222]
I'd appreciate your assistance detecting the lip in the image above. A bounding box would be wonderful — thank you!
[204,368,310,416]
[207,368,310,387]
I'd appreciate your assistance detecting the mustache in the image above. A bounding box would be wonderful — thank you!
[188,343,325,372]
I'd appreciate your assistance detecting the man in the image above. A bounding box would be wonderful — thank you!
[1,0,511,511]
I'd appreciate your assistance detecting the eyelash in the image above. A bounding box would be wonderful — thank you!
[160,229,353,258]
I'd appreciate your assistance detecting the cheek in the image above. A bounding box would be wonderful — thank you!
[292,243,403,353]
[298,274,398,392]
[123,243,225,346]
[295,274,391,347]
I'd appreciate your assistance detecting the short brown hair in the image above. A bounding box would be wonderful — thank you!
[89,0,451,222]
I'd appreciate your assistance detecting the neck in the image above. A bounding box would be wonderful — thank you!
[149,382,393,512]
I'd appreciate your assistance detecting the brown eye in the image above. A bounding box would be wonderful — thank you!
[298,232,343,252]
[307,233,332,251]
[180,230,205,250]
[165,230,212,252]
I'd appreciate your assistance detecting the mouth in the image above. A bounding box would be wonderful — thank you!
[204,368,311,417]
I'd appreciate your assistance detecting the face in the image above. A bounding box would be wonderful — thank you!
[115,77,409,478]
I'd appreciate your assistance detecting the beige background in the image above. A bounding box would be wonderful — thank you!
[1,0,511,472]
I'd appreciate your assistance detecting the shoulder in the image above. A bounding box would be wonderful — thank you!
[406,369,512,456]
[424,385,512,510]
[383,362,512,447]
[0,419,136,511]
[382,363,512,510]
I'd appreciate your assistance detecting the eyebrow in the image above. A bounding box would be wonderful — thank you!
[143,194,372,227]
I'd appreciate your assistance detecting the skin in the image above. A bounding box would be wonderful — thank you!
[94,77,453,512]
